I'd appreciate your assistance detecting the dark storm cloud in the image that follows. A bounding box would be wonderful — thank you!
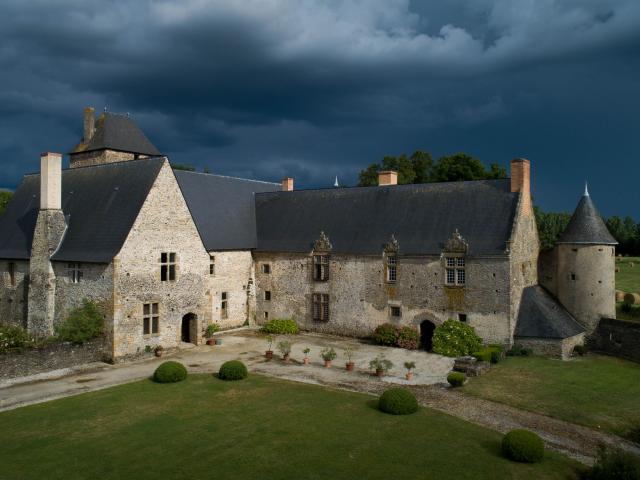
[0,0,639,217]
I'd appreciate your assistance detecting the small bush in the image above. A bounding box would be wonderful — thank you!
[378,388,419,415]
[205,323,220,338]
[55,300,103,344]
[507,344,533,357]
[153,361,188,383]
[320,347,337,361]
[261,318,299,335]
[501,429,544,463]
[589,444,640,480]
[573,344,587,356]
[0,324,35,353]
[218,360,248,381]
[472,349,492,363]
[488,345,503,363]
[369,354,393,372]
[396,326,420,350]
[373,323,397,346]
[447,371,466,387]
[432,319,482,357]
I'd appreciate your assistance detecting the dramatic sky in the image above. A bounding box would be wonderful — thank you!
[1,0,639,217]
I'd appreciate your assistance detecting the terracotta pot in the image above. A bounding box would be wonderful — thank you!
[265,350,274,359]
[303,357,310,365]
[206,338,216,346]
[324,360,332,368]
[215,338,223,346]
[376,368,384,377]
[346,362,355,372]
[283,353,290,363]
[406,371,413,381]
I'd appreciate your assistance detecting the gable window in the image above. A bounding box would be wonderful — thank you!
[209,255,215,276]
[313,255,329,281]
[143,303,159,335]
[221,292,228,319]
[68,262,83,284]
[261,264,271,274]
[390,305,401,318]
[312,293,329,321]
[160,253,176,281]
[445,257,465,286]
[8,262,16,287]
[386,254,397,283]
[264,290,271,301]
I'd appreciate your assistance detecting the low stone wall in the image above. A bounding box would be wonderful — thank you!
[588,318,640,363]
[0,337,107,381]
[515,333,585,360]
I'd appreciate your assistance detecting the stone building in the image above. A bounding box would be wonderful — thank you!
[0,108,617,360]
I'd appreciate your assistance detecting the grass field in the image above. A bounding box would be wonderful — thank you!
[464,354,640,437]
[616,256,640,293]
[0,374,578,480]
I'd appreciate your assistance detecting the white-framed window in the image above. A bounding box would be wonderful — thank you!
[209,255,215,276]
[386,254,397,283]
[313,255,329,281]
[221,292,228,319]
[143,303,159,335]
[390,305,401,318]
[312,293,329,321]
[68,262,83,284]
[445,257,465,286]
[160,252,176,281]
[261,264,271,274]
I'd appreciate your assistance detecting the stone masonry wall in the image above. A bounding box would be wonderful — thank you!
[70,150,148,169]
[254,252,512,344]
[0,259,30,328]
[207,250,254,330]
[111,160,210,359]
[517,332,585,360]
[588,318,640,363]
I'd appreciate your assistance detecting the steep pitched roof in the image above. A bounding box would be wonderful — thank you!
[557,192,617,245]
[254,179,519,255]
[0,158,165,262]
[71,112,161,156]
[174,171,280,251]
[515,286,585,339]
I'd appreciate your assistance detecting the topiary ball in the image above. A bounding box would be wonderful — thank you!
[218,360,248,381]
[153,361,187,383]
[502,429,545,463]
[378,388,419,415]
[447,371,466,387]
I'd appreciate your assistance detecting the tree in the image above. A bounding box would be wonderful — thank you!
[171,163,196,171]
[0,191,13,215]
[534,207,571,251]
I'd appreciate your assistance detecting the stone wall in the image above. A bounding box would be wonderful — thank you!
[254,251,512,344]
[207,250,254,329]
[516,332,585,360]
[70,150,148,169]
[588,318,640,363]
[111,160,210,359]
[0,259,29,327]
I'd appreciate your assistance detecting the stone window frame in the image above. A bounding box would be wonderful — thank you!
[261,263,271,274]
[385,254,398,283]
[209,255,215,276]
[389,305,401,318]
[160,252,177,282]
[67,262,83,284]
[313,254,330,282]
[444,255,466,286]
[458,313,467,323]
[143,302,160,336]
[264,311,269,320]
[312,293,329,321]
[264,290,271,301]
[221,292,229,319]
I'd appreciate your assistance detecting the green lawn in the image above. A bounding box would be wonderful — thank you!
[0,374,578,480]
[616,256,640,293]
[464,354,640,437]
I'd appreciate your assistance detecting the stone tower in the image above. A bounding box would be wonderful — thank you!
[555,185,617,333]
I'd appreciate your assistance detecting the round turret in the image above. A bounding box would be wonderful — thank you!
[555,185,617,333]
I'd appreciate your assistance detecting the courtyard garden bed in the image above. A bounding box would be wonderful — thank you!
[0,373,578,479]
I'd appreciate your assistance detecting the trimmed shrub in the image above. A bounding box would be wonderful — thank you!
[589,444,640,480]
[432,319,482,357]
[396,326,420,350]
[472,349,492,363]
[261,318,299,335]
[378,388,419,415]
[0,324,35,354]
[373,323,398,346]
[153,361,187,383]
[501,429,544,463]
[218,360,248,381]
[447,372,466,387]
[55,300,103,344]
[507,344,533,357]
[474,346,502,363]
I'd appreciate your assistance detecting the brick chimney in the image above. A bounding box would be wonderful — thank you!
[378,170,398,186]
[282,177,294,191]
[510,158,531,213]
[40,152,62,210]
[83,106,95,143]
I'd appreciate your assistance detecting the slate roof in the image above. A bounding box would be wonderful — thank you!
[254,179,519,255]
[0,158,165,262]
[71,112,161,156]
[557,193,617,245]
[515,286,585,339]
[174,171,280,251]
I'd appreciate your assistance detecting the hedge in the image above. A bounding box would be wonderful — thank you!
[55,300,103,344]
[261,319,299,335]
[372,323,419,350]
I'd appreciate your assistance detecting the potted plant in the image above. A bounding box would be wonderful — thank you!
[154,345,164,358]
[404,361,416,381]
[278,340,293,363]
[303,347,311,365]
[320,347,337,368]
[369,354,393,377]
[344,346,357,372]
[205,324,220,346]
[215,337,223,346]
[265,335,275,359]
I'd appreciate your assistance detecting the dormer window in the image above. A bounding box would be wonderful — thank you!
[383,234,399,284]
[445,257,465,286]
[386,254,397,283]
[313,254,329,281]
[443,230,468,287]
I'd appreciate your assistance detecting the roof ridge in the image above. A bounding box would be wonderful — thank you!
[174,169,280,186]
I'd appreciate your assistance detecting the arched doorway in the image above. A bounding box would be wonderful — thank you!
[181,313,197,344]
[420,320,436,351]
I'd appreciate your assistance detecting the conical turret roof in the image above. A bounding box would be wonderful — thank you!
[557,187,617,245]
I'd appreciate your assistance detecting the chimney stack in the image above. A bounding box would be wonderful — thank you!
[510,158,531,213]
[282,177,294,191]
[83,106,95,143]
[378,170,398,186]
[40,152,62,210]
